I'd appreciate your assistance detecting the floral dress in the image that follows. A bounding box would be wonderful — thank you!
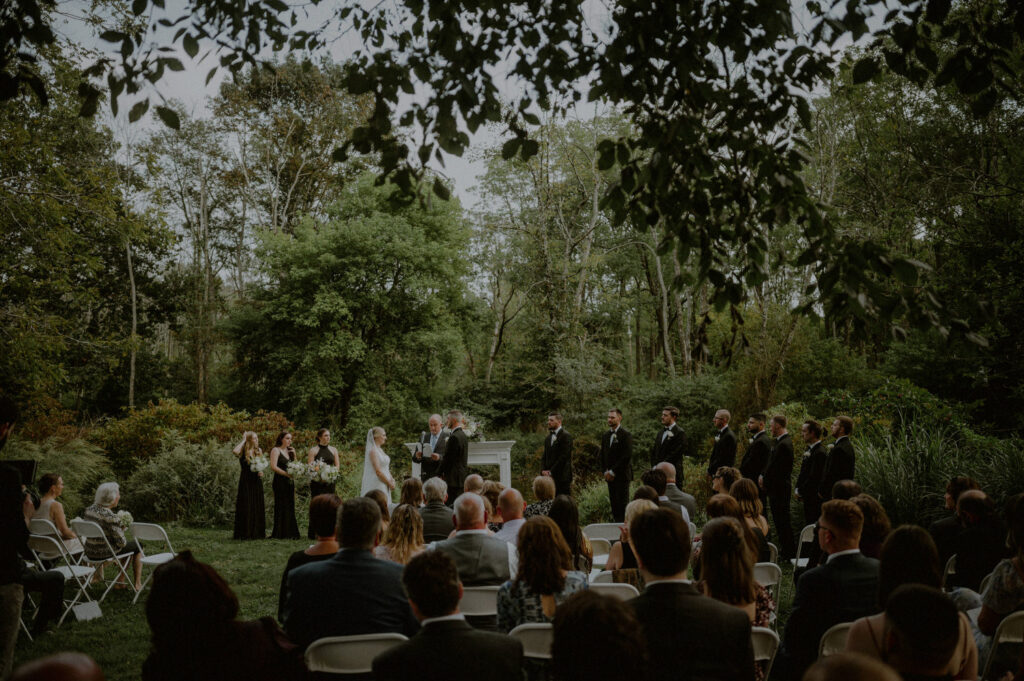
[496,570,589,633]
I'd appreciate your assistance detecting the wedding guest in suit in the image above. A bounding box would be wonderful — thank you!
[928,475,981,564]
[542,412,573,496]
[831,479,862,500]
[655,462,696,519]
[524,476,556,519]
[641,468,689,522]
[761,414,795,559]
[650,406,686,483]
[398,477,424,508]
[549,494,593,572]
[494,488,526,545]
[438,411,468,503]
[707,409,737,482]
[372,552,522,681]
[780,499,880,679]
[419,477,455,542]
[629,507,755,681]
[948,489,1008,592]
[818,416,856,501]
[740,413,771,506]
[414,414,447,482]
[283,497,418,649]
[430,493,516,586]
[463,473,484,495]
[552,590,648,681]
[601,408,633,523]
[850,493,890,559]
[277,493,341,622]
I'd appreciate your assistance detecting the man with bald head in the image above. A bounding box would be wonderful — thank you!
[494,488,526,545]
[12,653,105,681]
[415,414,448,482]
[707,409,737,482]
[655,461,696,520]
[431,493,517,586]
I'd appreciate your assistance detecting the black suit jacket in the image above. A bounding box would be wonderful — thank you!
[650,423,686,473]
[740,431,771,482]
[415,430,448,481]
[601,427,633,481]
[419,500,455,543]
[372,618,523,681]
[631,582,755,681]
[763,433,794,497]
[542,428,573,488]
[707,427,737,477]
[818,436,855,500]
[781,552,880,678]
[438,428,468,494]
[795,441,826,501]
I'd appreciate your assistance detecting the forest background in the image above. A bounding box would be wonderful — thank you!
[2,1,1023,531]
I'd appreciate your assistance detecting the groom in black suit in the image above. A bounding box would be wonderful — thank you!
[542,412,573,497]
[600,408,632,522]
[414,413,448,482]
[438,410,468,505]
[650,405,686,483]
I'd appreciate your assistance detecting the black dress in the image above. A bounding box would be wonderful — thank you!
[308,445,336,539]
[233,456,266,540]
[270,449,299,540]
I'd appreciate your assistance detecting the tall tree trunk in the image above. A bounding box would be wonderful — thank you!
[649,229,676,377]
[125,238,138,409]
[671,248,692,375]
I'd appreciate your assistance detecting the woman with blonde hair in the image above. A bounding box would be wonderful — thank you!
[232,431,265,540]
[399,477,424,508]
[374,504,426,565]
[360,426,395,496]
[605,499,658,571]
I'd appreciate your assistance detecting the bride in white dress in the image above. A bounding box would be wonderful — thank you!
[360,426,396,496]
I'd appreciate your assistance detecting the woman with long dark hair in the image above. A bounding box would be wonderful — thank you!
[548,495,593,572]
[269,432,299,539]
[306,428,339,539]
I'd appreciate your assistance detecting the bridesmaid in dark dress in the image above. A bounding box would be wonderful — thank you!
[306,428,339,539]
[233,431,266,540]
[269,432,300,539]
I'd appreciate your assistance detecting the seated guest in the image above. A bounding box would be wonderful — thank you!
[831,479,862,501]
[277,493,341,621]
[971,493,1024,665]
[632,484,660,504]
[696,493,766,569]
[372,552,523,681]
[398,478,424,508]
[872,524,943,610]
[928,475,980,564]
[552,590,648,681]
[846,584,977,680]
[655,461,697,519]
[641,468,689,522]
[524,476,556,518]
[497,516,588,632]
[365,489,392,535]
[548,494,593,572]
[375,504,426,565]
[494,488,526,545]
[729,478,771,554]
[283,497,417,649]
[482,480,505,530]
[33,473,83,556]
[712,466,742,494]
[949,489,1008,592]
[606,499,658,571]
[802,652,901,681]
[419,477,455,542]
[629,507,754,681]
[431,493,516,586]
[850,493,891,559]
[143,551,304,681]
[780,499,880,680]
[464,474,484,495]
[83,482,143,591]
[12,653,104,681]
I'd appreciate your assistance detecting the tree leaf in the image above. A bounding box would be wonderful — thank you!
[128,98,150,122]
[183,34,199,58]
[155,106,180,129]
[852,56,880,83]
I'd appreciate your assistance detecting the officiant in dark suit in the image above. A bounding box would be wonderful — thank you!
[438,410,468,504]
[601,408,632,522]
[650,406,686,483]
[706,409,737,481]
[414,414,448,482]
[542,412,573,497]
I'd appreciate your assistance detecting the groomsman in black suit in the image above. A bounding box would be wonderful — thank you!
[795,420,827,525]
[438,410,468,505]
[761,414,796,560]
[542,412,573,497]
[414,413,448,482]
[650,406,686,483]
[706,409,737,482]
[740,413,771,504]
[601,408,632,523]
[818,416,856,501]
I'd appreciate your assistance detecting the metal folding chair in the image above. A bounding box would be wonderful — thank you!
[509,623,553,660]
[71,518,138,602]
[26,534,96,626]
[129,522,177,603]
[305,633,408,674]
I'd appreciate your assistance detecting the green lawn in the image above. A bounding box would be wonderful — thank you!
[13,526,799,680]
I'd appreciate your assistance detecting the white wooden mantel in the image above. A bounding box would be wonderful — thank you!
[403,440,515,488]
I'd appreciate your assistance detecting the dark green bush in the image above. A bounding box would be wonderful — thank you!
[1,436,113,516]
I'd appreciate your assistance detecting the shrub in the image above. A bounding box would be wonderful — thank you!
[0,436,113,517]
[576,476,612,525]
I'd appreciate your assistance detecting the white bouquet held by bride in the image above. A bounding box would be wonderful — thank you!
[249,454,270,474]
[116,510,133,529]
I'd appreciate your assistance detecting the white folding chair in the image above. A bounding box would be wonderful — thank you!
[942,554,957,589]
[304,633,408,674]
[71,518,137,602]
[26,534,97,626]
[689,521,698,542]
[591,570,615,583]
[981,611,1024,680]
[458,586,500,617]
[767,541,779,565]
[590,537,611,569]
[818,621,852,659]
[582,523,622,542]
[589,582,639,601]
[754,562,782,597]
[752,626,780,679]
[129,522,177,603]
[29,518,83,564]
[980,571,994,596]
[790,524,815,571]
[509,623,553,660]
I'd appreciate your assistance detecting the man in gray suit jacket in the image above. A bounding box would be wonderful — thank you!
[372,551,523,681]
[431,494,516,586]
[655,462,697,520]
[419,477,455,542]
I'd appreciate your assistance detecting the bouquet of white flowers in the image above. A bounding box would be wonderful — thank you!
[306,459,340,484]
[287,460,310,484]
[116,510,134,529]
[249,454,270,474]
[462,415,485,441]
